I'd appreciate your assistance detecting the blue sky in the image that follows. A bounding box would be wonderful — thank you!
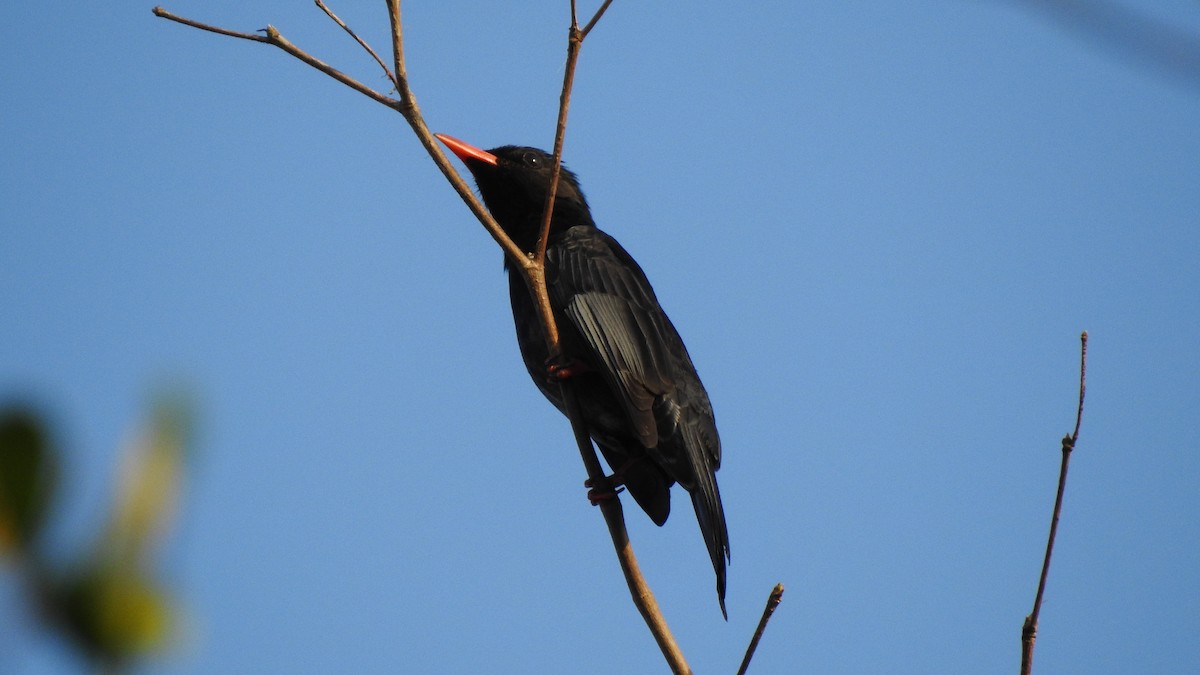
[3,1,1199,672]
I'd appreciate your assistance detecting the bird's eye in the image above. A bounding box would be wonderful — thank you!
[522,152,541,167]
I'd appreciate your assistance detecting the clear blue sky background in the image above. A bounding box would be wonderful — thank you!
[3,2,1199,673]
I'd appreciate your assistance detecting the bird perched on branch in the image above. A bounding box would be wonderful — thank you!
[436,133,730,618]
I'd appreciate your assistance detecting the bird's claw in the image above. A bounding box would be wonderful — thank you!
[545,355,590,381]
[583,456,641,505]
[586,481,626,505]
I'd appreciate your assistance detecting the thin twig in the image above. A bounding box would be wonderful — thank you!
[315,0,397,88]
[153,7,399,110]
[1071,332,1087,441]
[1021,331,1088,675]
[533,30,580,273]
[152,6,269,41]
[581,0,615,38]
[384,0,408,96]
[528,3,689,671]
[737,584,785,675]
[153,4,523,267]
[381,0,518,262]
[535,0,614,269]
[380,0,532,276]
[562,390,690,673]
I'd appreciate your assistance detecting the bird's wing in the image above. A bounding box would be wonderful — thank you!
[550,226,730,616]
[548,227,720,478]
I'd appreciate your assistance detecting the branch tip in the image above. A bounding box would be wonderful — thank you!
[737,583,786,675]
[1021,332,1090,675]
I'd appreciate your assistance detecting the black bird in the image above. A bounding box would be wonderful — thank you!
[436,134,730,617]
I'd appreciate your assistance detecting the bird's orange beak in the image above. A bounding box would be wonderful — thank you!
[435,133,498,166]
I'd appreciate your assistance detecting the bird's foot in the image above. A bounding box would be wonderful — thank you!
[585,477,626,505]
[545,355,590,381]
[583,457,640,505]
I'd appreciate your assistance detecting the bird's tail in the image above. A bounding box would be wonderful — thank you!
[689,462,730,620]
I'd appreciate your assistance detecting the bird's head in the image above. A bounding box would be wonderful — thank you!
[436,134,593,251]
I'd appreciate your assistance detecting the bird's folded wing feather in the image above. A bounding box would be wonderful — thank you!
[550,227,719,480]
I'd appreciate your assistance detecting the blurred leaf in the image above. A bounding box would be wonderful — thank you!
[57,565,172,665]
[106,394,191,561]
[0,407,58,554]
[4,394,191,667]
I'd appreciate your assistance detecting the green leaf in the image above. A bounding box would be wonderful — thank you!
[57,565,173,665]
[0,408,58,553]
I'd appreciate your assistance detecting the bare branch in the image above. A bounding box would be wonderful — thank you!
[153,7,399,110]
[581,0,615,38]
[151,4,512,264]
[315,0,397,89]
[385,0,408,91]
[561,391,690,673]
[152,6,269,42]
[737,583,785,675]
[377,1,532,271]
[1071,331,1087,441]
[1021,331,1089,675]
[518,4,690,671]
[524,3,690,670]
[534,30,582,279]
[534,0,611,269]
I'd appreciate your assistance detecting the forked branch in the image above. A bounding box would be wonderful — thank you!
[315,0,396,88]
[152,6,398,109]
[153,2,689,672]
[535,0,615,266]
[512,2,689,670]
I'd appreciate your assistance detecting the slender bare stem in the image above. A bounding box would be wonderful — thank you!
[526,4,688,671]
[581,0,615,38]
[154,3,686,670]
[561,389,690,673]
[152,6,268,41]
[737,584,785,675]
[385,0,407,91]
[315,0,397,88]
[153,4,522,266]
[534,29,581,270]
[1021,331,1088,675]
[378,0,529,269]
[534,0,613,268]
[153,7,398,110]
[1071,332,1088,441]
